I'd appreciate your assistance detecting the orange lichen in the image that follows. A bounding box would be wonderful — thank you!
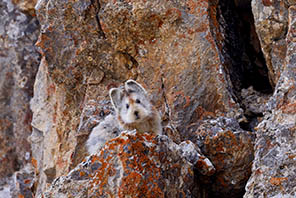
[187,0,200,15]
[31,157,38,169]
[217,176,228,187]
[270,177,288,186]
[79,171,86,177]
[173,91,191,108]
[90,132,164,197]
[288,154,296,159]
[280,102,296,114]
[24,179,31,184]
[194,106,215,120]
[262,0,273,6]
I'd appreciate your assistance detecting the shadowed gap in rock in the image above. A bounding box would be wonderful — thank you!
[217,0,273,95]
[206,0,274,197]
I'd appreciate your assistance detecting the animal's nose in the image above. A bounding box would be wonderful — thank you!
[134,111,139,118]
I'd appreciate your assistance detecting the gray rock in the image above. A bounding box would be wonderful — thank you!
[41,132,197,198]
[0,0,40,196]
[244,3,296,198]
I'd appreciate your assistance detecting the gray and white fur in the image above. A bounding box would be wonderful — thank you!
[86,80,162,155]
[86,114,120,154]
[110,80,162,135]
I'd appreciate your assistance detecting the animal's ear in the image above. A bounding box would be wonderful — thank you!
[109,88,123,110]
[125,79,147,95]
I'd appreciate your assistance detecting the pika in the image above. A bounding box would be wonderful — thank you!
[86,80,162,154]
[110,80,162,135]
[86,114,120,154]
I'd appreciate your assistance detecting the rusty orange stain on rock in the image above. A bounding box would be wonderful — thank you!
[79,171,86,177]
[195,25,208,33]
[89,132,166,197]
[255,168,262,175]
[56,155,67,169]
[174,91,191,108]
[47,84,56,96]
[217,176,228,187]
[270,177,288,186]
[262,0,273,6]
[31,157,38,169]
[24,179,31,184]
[18,195,24,198]
[165,8,181,19]
[187,0,205,15]
[280,102,296,114]
[194,106,215,120]
[288,154,296,159]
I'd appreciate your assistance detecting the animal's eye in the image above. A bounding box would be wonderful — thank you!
[136,99,141,104]
[126,104,129,109]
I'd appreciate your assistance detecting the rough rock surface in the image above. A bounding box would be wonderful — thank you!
[251,0,290,86]
[41,132,202,198]
[31,0,247,196]
[188,117,255,197]
[244,3,296,198]
[98,0,241,135]
[30,0,116,194]
[2,0,295,197]
[0,0,40,190]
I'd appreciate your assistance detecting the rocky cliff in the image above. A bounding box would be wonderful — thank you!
[0,0,295,198]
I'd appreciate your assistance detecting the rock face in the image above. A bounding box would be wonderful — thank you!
[41,132,199,198]
[2,0,296,197]
[251,0,289,86]
[244,2,296,198]
[29,0,263,197]
[30,0,255,196]
[188,117,255,197]
[0,0,40,192]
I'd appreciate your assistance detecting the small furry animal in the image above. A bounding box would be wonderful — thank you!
[86,80,162,154]
[110,80,162,135]
[86,114,120,154]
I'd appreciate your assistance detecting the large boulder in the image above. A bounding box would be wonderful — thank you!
[31,0,245,196]
[0,0,40,194]
[244,2,296,197]
[27,0,296,197]
[188,117,255,197]
[41,132,204,198]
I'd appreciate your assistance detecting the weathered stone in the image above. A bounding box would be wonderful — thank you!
[178,140,215,176]
[0,164,35,198]
[27,0,296,197]
[31,0,114,195]
[244,4,296,198]
[11,0,38,16]
[98,0,240,136]
[251,0,289,86]
[241,86,270,116]
[31,0,247,196]
[41,132,198,198]
[0,0,40,193]
[188,117,255,197]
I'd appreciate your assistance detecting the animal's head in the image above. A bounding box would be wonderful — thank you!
[109,80,152,124]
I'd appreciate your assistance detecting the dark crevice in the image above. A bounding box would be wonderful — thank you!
[207,0,274,197]
[239,112,263,131]
[120,51,139,69]
[160,76,179,137]
[217,0,273,96]
[213,0,274,134]
[94,0,106,39]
